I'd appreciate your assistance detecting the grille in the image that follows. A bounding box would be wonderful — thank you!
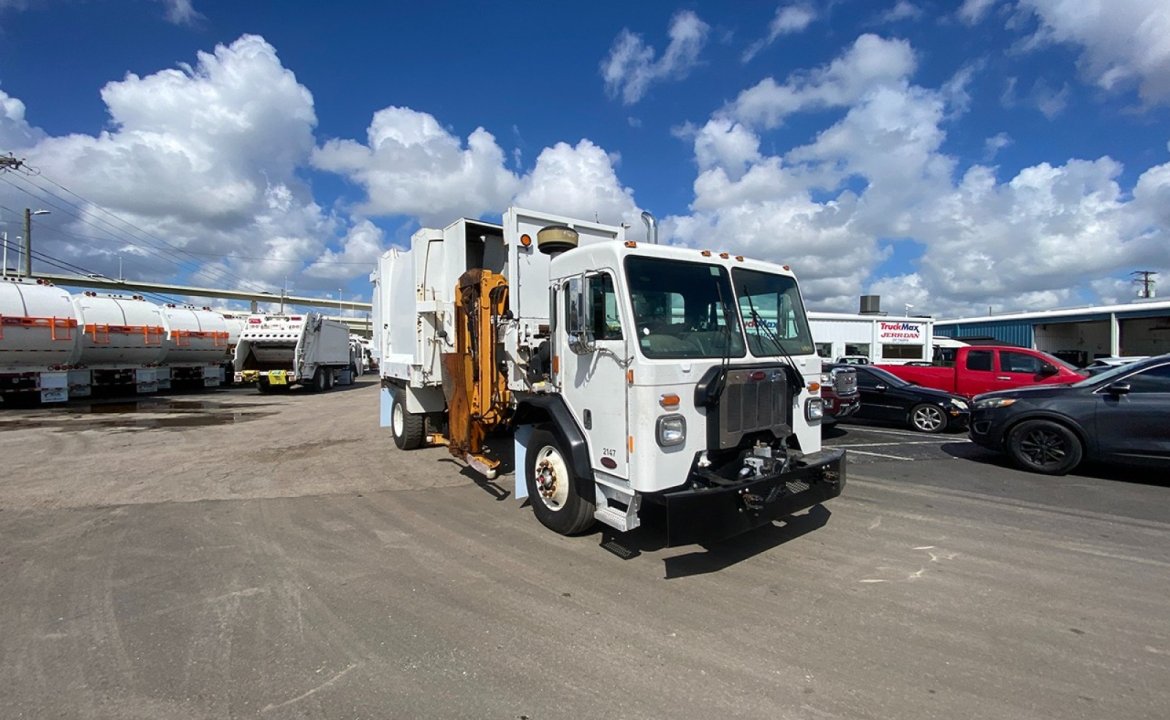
[785,479,810,494]
[833,369,858,394]
[717,368,789,449]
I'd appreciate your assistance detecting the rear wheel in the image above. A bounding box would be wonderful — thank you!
[257,380,273,394]
[312,368,327,392]
[1007,419,1083,475]
[391,386,425,450]
[525,429,596,536]
[909,403,947,433]
[324,369,335,390]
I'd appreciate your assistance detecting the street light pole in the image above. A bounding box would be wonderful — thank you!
[22,208,50,278]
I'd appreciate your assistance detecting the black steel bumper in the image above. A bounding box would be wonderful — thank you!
[661,449,846,547]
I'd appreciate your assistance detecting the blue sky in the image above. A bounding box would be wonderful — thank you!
[1,0,1168,317]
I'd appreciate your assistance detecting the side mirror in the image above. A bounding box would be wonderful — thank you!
[1105,382,1131,395]
[1038,362,1058,377]
[566,275,593,353]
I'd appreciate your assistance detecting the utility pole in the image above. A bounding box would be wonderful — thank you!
[23,208,31,277]
[1132,270,1157,299]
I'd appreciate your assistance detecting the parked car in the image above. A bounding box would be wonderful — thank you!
[835,355,870,365]
[969,354,1170,475]
[831,364,970,433]
[820,364,860,424]
[878,345,1085,398]
[1082,356,1148,376]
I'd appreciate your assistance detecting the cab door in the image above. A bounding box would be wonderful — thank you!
[1094,362,1170,463]
[557,272,630,479]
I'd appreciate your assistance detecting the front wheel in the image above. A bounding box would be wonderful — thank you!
[909,403,947,433]
[1007,419,1083,475]
[525,429,595,536]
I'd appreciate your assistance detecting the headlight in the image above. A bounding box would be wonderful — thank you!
[656,414,686,447]
[951,398,969,410]
[805,397,824,421]
[820,371,833,386]
[974,397,1016,410]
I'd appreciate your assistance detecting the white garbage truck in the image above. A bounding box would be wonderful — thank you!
[373,207,845,546]
[233,312,354,393]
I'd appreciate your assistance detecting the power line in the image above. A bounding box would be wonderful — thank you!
[1132,270,1157,299]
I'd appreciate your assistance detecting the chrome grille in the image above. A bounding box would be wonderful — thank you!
[833,368,857,395]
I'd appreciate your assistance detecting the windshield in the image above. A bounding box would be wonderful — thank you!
[624,256,746,359]
[731,268,815,357]
[862,366,911,388]
[1071,361,1139,387]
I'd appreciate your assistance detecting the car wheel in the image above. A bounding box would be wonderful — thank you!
[909,403,947,433]
[525,428,596,536]
[1006,419,1083,475]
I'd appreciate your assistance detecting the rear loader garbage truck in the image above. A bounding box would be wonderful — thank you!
[372,207,845,546]
[233,312,354,393]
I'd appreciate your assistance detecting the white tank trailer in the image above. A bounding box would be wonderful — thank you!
[0,277,80,403]
[156,304,230,389]
[70,292,168,395]
[233,312,356,393]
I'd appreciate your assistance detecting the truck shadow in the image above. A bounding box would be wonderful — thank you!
[597,504,833,579]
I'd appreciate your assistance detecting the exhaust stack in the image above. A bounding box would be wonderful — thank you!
[640,211,659,244]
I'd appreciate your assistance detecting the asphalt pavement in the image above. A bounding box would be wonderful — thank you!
[1,382,1167,719]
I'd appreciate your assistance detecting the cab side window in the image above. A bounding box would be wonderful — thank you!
[589,273,623,341]
[1002,351,1043,374]
[1124,364,1170,393]
[966,350,993,372]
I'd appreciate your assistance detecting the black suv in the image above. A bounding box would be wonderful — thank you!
[969,353,1170,475]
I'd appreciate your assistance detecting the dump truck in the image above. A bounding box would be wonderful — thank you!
[233,312,354,393]
[372,207,845,546]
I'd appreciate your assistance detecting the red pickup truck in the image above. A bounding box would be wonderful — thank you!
[877,346,1086,398]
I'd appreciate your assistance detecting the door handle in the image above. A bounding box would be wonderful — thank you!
[996,376,1011,380]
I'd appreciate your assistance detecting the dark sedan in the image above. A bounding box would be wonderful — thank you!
[829,364,970,433]
[969,353,1170,475]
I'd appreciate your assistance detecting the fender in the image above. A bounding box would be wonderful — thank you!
[513,395,595,481]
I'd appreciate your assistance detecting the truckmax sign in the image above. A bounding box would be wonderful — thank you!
[878,321,923,344]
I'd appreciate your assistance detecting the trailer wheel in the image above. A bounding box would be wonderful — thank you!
[391,386,425,450]
[525,429,596,536]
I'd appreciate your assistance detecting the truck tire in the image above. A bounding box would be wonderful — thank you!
[312,368,327,392]
[1006,419,1083,475]
[909,403,947,433]
[257,380,273,394]
[525,428,596,536]
[324,369,335,390]
[391,386,425,450]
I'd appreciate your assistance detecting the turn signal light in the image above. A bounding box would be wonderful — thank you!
[659,393,680,410]
[624,240,638,248]
[520,234,532,247]
[808,382,822,393]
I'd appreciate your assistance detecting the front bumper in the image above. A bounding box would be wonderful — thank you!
[968,409,1008,449]
[660,449,846,546]
[824,396,861,422]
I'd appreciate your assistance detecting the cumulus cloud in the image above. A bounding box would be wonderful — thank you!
[305,219,385,280]
[312,107,520,227]
[1016,0,1170,105]
[743,4,818,62]
[958,0,999,25]
[667,31,1169,317]
[1,35,364,292]
[0,89,46,150]
[729,34,917,128]
[512,140,639,225]
[155,0,202,25]
[601,11,709,105]
[879,1,923,23]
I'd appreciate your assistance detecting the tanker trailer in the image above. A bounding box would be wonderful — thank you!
[71,292,168,395]
[0,277,80,404]
[157,304,231,389]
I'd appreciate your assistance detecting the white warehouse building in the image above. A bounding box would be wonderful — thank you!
[808,311,936,364]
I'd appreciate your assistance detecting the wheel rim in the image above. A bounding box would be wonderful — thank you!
[1019,428,1068,467]
[392,400,404,437]
[912,405,944,432]
[533,445,570,512]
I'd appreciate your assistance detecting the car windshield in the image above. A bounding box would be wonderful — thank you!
[1071,361,1140,387]
[863,366,912,388]
[731,268,815,357]
[624,256,746,359]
